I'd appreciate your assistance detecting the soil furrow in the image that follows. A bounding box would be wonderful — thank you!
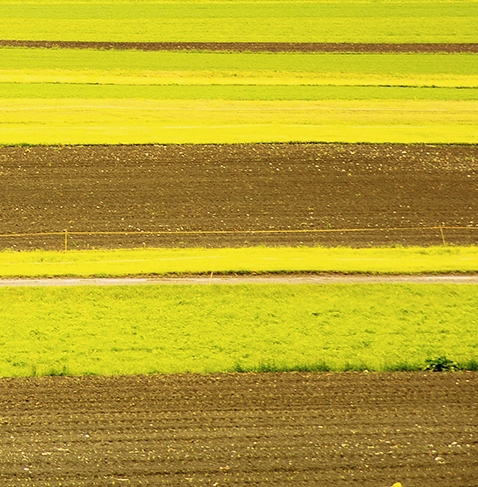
[1,40,478,53]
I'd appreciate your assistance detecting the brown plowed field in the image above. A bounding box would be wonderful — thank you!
[0,144,477,250]
[1,40,478,52]
[0,372,477,486]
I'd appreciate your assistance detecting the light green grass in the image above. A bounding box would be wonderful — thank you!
[1,98,476,144]
[0,246,477,277]
[0,1,477,42]
[1,83,478,101]
[2,50,478,78]
[2,50,477,90]
[0,284,476,376]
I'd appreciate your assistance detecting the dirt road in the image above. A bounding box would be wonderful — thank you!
[1,274,478,287]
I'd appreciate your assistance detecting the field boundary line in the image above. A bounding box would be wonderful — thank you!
[0,225,476,251]
[1,40,478,53]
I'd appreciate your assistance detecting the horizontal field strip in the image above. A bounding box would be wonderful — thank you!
[1,40,478,53]
[3,227,475,250]
[1,226,475,238]
[2,84,476,101]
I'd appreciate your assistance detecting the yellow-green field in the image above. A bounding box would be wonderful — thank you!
[0,246,477,277]
[2,98,477,144]
[1,48,477,144]
[1,283,477,377]
[1,0,477,43]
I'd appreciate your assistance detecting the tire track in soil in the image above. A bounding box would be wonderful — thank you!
[1,40,478,52]
[0,373,477,486]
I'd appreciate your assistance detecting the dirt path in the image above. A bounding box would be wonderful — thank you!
[1,274,478,287]
[1,40,478,53]
[0,372,476,486]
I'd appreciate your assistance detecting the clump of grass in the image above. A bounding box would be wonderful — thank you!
[424,356,460,372]
[30,363,70,377]
[462,359,478,371]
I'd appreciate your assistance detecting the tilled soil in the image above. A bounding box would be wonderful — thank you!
[2,40,478,52]
[0,372,477,486]
[0,144,477,249]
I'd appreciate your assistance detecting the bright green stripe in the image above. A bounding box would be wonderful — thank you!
[0,284,477,376]
[1,2,477,42]
[1,3,476,20]
[0,246,477,277]
[2,49,477,76]
[1,83,476,101]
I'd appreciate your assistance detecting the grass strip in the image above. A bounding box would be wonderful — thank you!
[0,246,477,278]
[0,283,476,377]
[2,50,477,77]
[1,98,476,144]
[2,83,477,101]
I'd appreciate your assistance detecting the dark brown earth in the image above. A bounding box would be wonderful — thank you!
[1,40,478,53]
[0,372,477,486]
[0,144,477,250]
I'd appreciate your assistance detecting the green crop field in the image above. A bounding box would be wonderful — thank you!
[0,0,477,43]
[0,246,477,277]
[2,98,477,144]
[0,284,476,377]
[2,83,478,102]
[3,49,478,78]
[1,48,477,144]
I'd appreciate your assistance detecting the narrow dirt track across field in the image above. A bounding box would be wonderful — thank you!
[1,274,478,287]
[0,372,477,486]
[1,40,478,53]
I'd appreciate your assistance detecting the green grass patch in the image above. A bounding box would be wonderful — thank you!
[0,1,476,43]
[2,83,477,101]
[0,283,476,376]
[2,50,478,77]
[0,246,477,277]
[1,98,476,144]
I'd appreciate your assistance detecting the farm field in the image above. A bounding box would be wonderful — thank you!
[0,144,476,250]
[1,0,477,43]
[1,246,478,278]
[1,48,477,144]
[1,283,477,376]
[1,1,478,484]
[1,372,477,486]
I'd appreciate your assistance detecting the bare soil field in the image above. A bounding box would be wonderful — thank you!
[1,40,478,52]
[0,372,476,486]
[0,144,476,249]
